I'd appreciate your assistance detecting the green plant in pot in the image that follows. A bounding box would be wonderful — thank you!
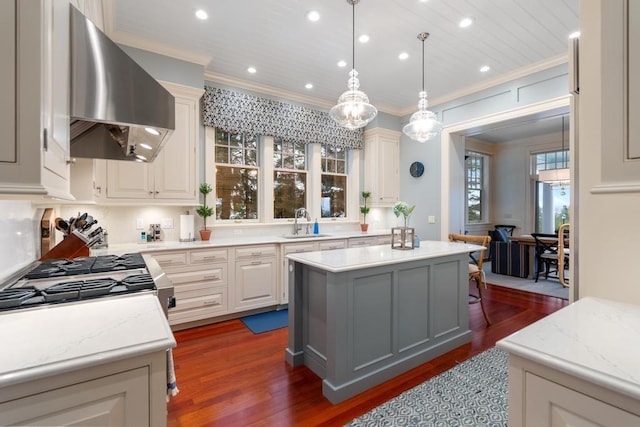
[360,191,371,232]
[196,183,214,241]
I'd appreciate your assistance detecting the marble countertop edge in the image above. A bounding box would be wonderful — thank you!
[496,339,640,401]
[0,336,176,388]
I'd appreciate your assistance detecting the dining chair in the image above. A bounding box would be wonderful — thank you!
[448,233,492,325]
[557,224,570,287]
[531,233,568,282]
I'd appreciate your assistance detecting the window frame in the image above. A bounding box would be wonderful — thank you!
[465,151,489,225]
[205,127,360,226]
[272,138,308,220]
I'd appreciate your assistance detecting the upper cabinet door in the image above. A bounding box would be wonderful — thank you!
[0,1,16,163]
[363,128,400,206]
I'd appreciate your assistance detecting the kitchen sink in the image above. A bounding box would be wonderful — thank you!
[281,233,330,239]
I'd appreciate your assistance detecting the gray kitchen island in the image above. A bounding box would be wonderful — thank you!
[285,240,480,404]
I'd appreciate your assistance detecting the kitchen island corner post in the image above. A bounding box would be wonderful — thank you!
[285,258,305,366]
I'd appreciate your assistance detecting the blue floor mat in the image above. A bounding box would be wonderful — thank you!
[240,309,288,334]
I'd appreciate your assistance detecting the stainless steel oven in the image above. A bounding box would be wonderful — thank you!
[0,253,175,317]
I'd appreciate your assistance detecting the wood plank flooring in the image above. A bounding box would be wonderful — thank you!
[167,285,568,427]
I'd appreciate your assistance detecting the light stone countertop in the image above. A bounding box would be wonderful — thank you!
[0,294,176,388]
[286,240,481,273]
[92,229,392,256]
[497,297,640,401]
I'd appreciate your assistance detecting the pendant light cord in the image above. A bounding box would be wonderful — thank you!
[352,1,355,71]
[421,36,425,92]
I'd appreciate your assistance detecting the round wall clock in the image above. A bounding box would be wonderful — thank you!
[409,161,425,178]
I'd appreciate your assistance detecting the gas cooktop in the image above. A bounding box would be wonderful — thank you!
[24,253,146,279]
[1,253,156,312]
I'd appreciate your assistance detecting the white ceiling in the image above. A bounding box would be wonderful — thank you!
[107,0,579,118]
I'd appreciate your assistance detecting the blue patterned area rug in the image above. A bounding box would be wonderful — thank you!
[346,347,508,427]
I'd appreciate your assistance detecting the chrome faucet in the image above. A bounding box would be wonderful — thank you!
[293,207,312,235]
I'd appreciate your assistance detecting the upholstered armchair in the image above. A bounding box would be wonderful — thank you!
[488,226,530,278]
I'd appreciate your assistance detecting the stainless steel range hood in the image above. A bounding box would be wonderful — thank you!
[69,6,174,163]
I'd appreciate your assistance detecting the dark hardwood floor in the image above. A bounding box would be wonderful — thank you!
[167,285,568,427]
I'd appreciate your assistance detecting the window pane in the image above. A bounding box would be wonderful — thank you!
[273,171,306,218]
[465,151,485,223]
[215,146,228,163]
[245,148,257,166]
[336,159,345,174]
[467,189,482,222]
[215,166,259,220]
[321,175,346,218]
[230,148,244,165]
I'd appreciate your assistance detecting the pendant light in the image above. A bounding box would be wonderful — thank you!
[329,0,377,130]
[538,115,570,183]
[402,32,441,143]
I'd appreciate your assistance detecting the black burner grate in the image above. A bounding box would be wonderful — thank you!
[0,288,39,309]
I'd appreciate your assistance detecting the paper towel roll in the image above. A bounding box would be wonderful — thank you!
[179,215,195,242]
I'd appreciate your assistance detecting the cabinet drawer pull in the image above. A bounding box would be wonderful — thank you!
[203,256,217,260]
[203,299,220,306]
[295,248,306,252]
[251,261,262,265]
[251,252,262,256]
[203,275,219,280]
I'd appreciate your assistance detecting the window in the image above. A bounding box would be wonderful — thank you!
[214,129,259,220]
[320,144,347,218]
[273,138,307,218]
[532,150,570,233]
[465,151,487,223]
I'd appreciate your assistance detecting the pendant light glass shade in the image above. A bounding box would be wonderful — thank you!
[402,32,441,143]
[538,115,570,183]
[329,0,377,130]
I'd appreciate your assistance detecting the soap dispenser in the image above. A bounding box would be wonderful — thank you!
[313,219,319,234]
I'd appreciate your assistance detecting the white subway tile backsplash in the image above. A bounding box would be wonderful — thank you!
[0,201,39,282]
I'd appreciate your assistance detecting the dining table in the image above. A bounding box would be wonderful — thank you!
[508,234,570,282]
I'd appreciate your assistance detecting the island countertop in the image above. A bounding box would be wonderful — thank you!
[286,240,481,273]
[497,297,640,401]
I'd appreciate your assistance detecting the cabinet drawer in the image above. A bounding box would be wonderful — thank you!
[169,266,227,287]
[236,245,277,259]
[189,248,228,264]
[283,243,316,254]
[318,240,347,251]
[151,251,187,268]
[348,237,375,247]
[169,290,228,324]
[376,235,392,245]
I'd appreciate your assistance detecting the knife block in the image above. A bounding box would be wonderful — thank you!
[40,233,90,260]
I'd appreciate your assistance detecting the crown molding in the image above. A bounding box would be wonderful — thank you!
[403,53,569,117]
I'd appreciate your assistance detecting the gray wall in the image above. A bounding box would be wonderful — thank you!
[398,64,570,241]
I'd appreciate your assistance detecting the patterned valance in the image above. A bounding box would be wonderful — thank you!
[202,86,363,149]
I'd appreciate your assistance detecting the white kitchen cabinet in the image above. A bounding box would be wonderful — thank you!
[0,0,72,200]
[363,128,400,207]
[0,366,149,426]
[149,248,230,328]
[506,354,640,426]
[234,245,278,311]
[101,83,203,205]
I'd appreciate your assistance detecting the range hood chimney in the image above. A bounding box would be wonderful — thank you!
[69,6,175,162]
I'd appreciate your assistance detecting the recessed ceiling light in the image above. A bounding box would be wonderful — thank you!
[569,31,580,39]
[459,17,473,28]
[135,154,147,161]
[247,67,257,74]
[139,143,153,150]
[337,60,347,67]
[358,34,370,43]
[144,127,160,136]
[195,9,208,20]
[480,65,491,73]
[305,83,313,89]
[398,52,409,60]
[306,10,320,22]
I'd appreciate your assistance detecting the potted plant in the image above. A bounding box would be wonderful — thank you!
[360,191,371,232]
[391,201,416,250]
[196,183,214,241]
